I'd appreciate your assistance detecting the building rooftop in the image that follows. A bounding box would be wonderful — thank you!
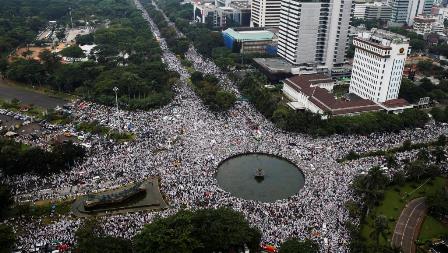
[223,28,275,41]
[253,58,293,73]
[229,1,251,9]
[357,28,409,45]
[381,98,411,109]
[414,15,437,23]
[284,74,382,115]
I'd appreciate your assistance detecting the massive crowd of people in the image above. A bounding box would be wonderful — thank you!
[2,1,448,252]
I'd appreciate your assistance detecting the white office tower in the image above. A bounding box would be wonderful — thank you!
[277,0,352,69]
[250,0,281,27]
[349,29,410,103]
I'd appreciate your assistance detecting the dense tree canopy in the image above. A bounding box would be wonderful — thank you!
[75,219,132,253]
[134,208,261,253]
[278,239,319,253]
[0,224,15,253]
[352,166,389,209]
[1,0,178,110]
[0,137,85,176]
[60,45,85,59]
[190,71,236,111]
[0,183,13,220]
[426,188,448,220]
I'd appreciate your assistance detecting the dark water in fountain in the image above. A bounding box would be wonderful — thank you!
[216,153,305,202]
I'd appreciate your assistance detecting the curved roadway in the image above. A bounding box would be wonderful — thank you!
[391,197,427,253]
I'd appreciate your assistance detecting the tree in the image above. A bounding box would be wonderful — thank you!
[191,71,203,84]
[401,139,412,150]
[404,160,425,181]
[134,208,261,253]
[191,208,261,253]
[215,90,236,111]
[370,215,389,252]
[419,77,434,92]
[385,154,397,168]
[417,61,433,75]
[436,134,447,146]
[416,148,430,162]
[0,183,13,219]
[75,219,132,253]
[346,150,361,160]
[432,146,446,164]
[39,49,61,69]
[76,33,94,45]
[391,170,406,186]
[0,137,85,176]
[426,188,448,220]
[352,167,389,209]
[6,59,46,85]
[134,210,201,253]
[0,57,8,76]
[60,45,85,61]
[399,78,426,103]
[279,239,319,253]
[0,224,15,253]
[431,107,447,123]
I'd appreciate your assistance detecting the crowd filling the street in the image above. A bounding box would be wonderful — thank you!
[1,0,448,252]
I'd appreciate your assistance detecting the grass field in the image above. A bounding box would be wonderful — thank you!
[360,177,447,246]
[418,215,448,242]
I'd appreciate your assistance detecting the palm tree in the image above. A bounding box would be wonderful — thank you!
[370,215,389,252]
[385,154,397,168]
[416,148,430,162]
[432,146,446,164]
[352,167,389,211]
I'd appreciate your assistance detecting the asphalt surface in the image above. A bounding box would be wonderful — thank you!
[0,79,67,109]
[391,197,427,253]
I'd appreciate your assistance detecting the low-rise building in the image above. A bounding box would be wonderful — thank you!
[222,28,277,54]
[193,2,216,24]
[282,74,383,116]
[215,2,251,27]
[413,15,437,34]
[436,7,448,21]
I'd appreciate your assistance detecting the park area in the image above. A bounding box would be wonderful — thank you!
[360,177,448,248]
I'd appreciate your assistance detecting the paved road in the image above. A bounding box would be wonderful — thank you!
[0,79,67,109]
[391,197,427,253]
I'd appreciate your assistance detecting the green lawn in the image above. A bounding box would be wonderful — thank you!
[361,177,447,247]
[418,215,448,242]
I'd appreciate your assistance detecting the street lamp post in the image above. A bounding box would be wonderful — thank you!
[113,86,119,113]
[113,86,120,132]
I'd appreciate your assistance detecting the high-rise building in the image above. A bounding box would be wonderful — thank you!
[250,0,281,27]
[349,29,410,103]
[354,2,392,20]
[389,0,434,25]
[277,0,352,69]
[354,3,368,19]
